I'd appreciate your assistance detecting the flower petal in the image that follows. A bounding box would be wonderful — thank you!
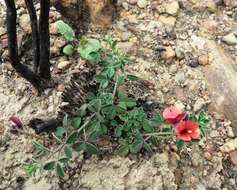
[190,132,200,139]
[177,134,192,142]
[175,121,186,133]
[185,121,198,131]
[163,106,185,124]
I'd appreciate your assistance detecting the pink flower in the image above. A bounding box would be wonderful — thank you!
[175,120,200,142]
[9,116,23,134]
[163,106,185,124]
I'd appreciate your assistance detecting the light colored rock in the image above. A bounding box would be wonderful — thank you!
[57,61,71,70]
[175,72,185,84]
[165,1,180,16]
[227,126,235,138]
[224,0,237,8]
[222,33,237,45]
[159,15,176,27]
[117,42,137,56]
[230,151,237,164]
[198,54,209,65]
[207,0,217,13]
[193,98,205,112]
[128,0,138,5]
[19,14,31,33]
[162,46,176,60]
[220,138,237,153]
[137,0,148,8]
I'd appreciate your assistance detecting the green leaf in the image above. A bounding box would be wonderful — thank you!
[118,97,136,109]
[75,104,88,117]
[32,141,49,152]
[130,139,143,154]
[176,139,185,150]
[56,20,75,41]
[143,119,153,133]
[72,142,86,152]
[43,161,55,170]
[58,157,69,164]
[117,143,130,157]
[150,112,164,126]
[77,38,101,61]
[72,117,81,129]
[117,75,125,85]
[127,74,139,81]
[151,136,158,146]
[66,132,78,144]
[188,113,198,122]
[63,114,68,128]
[114,127,122,137]
[95,74,107,82]
[55,127,67,138]
[85,143,98,154]
[63,44,74,55]
[56,164,65,177]
[89,99,102,112]
[106,67,115,78]
[200,127,206,138]
[143,142,152,153]
[64,146,72,158]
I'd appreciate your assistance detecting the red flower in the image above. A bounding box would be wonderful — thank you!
[163,106,185,124]
[175,120,200,142]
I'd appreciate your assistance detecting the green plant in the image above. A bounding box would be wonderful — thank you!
[24,21,210,177]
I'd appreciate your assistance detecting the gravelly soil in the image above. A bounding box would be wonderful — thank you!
[0,0,237,189]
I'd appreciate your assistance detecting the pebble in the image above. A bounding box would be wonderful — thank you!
[165,1,180,16]
[117,42,137,56]
[57,61,71,70]
[19,14,31,33]
[222,33,237,45]
[220,138,237,153]
[226,126,235,138]
[198,54,209,65]
[159,15,177,27]
[230,151,237,164]
[162,46,176,61]
[193,98,206,112]
[175,71,185,84]
[137,0,148,8]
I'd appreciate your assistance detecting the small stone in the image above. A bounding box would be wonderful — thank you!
[198,54,209,65]
[210,130,219,138]
[128,0,138,5]
[50,22,58,34]
[193,98,206,112]
[204,152,212,161]
[57,61,71,70]
[222,33,237,45]
[162,46,176,60]
[230,151,237,164]
[220,138,237,153]
[117,42,137,56]
[165,1,180,16]
[227,126,235,138]
[19,14,31,33]
[137,0,148,8]
[207,0,217,13]
[159,15,176,27]
[224,0,237,8]
[175,72,185,84]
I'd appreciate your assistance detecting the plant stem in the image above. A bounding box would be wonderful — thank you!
[77,113,96,134]
[143,132,173,137]
[112,75,119,100]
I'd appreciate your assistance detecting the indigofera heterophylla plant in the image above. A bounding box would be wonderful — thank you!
[18,20,210,177]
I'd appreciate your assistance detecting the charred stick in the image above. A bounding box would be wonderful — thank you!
[24,0,40,72]
[39,0,50,79]
[5,0,45,91]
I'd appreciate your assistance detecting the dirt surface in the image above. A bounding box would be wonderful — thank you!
[1,0,237,189]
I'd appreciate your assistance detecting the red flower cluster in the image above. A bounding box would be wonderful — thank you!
[163,106,200,142]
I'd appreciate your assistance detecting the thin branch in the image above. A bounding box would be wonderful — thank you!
[24,0,40,72]
[39,0,51,79]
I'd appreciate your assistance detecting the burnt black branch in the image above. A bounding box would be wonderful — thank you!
[4,0,45,91]
[39,0,51,79]
[24,0,40,72]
